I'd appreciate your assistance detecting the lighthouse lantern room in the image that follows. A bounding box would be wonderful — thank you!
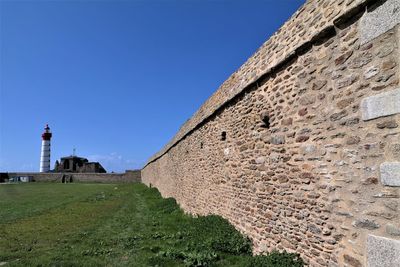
[40,124,52,172]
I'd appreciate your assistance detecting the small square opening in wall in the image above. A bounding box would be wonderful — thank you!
[261,114,271,129]
[221,131,227,141]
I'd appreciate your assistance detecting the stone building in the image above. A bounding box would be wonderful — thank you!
[0,173,7,183]
[54,156,106,173]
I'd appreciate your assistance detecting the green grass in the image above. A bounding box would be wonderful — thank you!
[0,183,303,266]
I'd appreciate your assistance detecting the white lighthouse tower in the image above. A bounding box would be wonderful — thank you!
[40,124,52,172]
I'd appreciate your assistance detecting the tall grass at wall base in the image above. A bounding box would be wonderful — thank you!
[143,186,304,267]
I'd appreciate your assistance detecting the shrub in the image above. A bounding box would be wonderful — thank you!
[245,251,304,267]
[156,197,179,214]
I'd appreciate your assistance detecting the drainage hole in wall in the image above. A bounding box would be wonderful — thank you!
[221,131,227,141]
[261,115,271,129]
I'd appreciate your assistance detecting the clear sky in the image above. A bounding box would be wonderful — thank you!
[0,0,304,173]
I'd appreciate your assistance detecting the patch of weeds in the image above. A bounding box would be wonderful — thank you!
[182,251,218,267]
[82,192,107,202]
[151,231,166,239]
[156,197,180,214]
[244,251,304,267]
[121,234,142,249]
[151,219,160,227]
[147,255,175,267]
[169,231,188,240]
[81,247,114,256]
[156,248,218,267]
[140,245,161,253]
[207,235,252,255]
[192,215,252,254]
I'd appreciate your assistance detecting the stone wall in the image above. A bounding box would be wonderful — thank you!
[5,170,141,183]
[142,0,400,266]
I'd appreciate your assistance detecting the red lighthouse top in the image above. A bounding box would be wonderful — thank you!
[42,124,52,141]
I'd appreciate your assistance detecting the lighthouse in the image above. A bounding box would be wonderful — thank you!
[40,124,52,172]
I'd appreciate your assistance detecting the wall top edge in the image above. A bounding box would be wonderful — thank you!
[5,172,130,175]
[144,0,373,168]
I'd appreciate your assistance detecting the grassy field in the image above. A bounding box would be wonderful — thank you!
[0,183,303,266]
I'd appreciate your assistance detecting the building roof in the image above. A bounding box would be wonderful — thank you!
[60,156,88,161]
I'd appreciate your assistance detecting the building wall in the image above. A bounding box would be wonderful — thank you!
[142,0,400,266]
[78,162,106,173]
[5,170,141,183]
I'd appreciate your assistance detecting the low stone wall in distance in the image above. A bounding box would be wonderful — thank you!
[5,170,141,183]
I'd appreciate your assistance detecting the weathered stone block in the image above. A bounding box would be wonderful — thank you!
[335,74,358,89]
[352,218,380,230]
[384,200,399,211]
[382,59,397,71]
[270,135,285,145]
[296,135,309,143]
[380,162,400,186]
[330,110,348,121]
[281,118,292,126]
[335,50,353,65]
[359,0,400,45]
[376,120,398,129]
[373,190,399,198]
[362,176,378,185]
[364,66,379,79]
[255,156,265,164]
[367,235,400,267]
[386,224,400,236]
[344,254,362,267]
[360,88,400,121]
[346,136,361,145]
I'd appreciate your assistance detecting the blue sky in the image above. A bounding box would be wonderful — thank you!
[0,0,304,172]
